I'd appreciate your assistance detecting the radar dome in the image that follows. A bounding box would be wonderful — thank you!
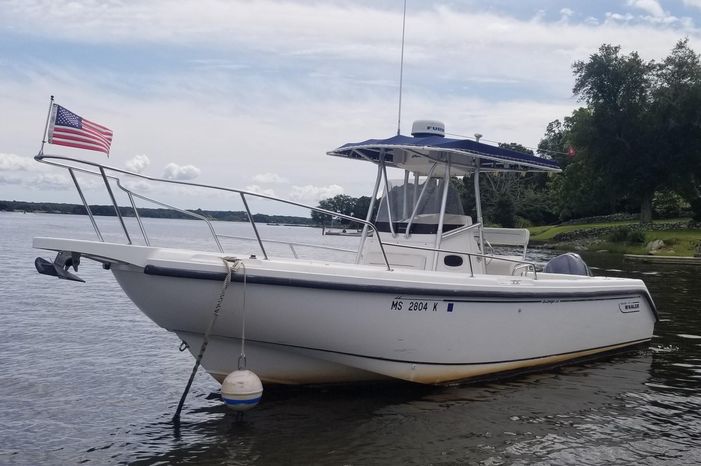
[411,120,445,138]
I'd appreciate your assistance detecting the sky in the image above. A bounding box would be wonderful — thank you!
[2,0,701,214]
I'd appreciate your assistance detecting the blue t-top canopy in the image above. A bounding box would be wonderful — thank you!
[327,134,560,175]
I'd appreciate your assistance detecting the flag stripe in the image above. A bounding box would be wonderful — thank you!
[82,120,113,140]
[71,121,112,145]
[51,131,111,152]
[48,104,113,155]
[51,140,110,154]
[82,118,112,134]
[52,130,111,152]
[53,126,112,149]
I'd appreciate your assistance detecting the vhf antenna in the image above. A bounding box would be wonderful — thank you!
[396,0,407,136]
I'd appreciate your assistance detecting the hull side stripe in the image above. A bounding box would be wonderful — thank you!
[145,264,657,317]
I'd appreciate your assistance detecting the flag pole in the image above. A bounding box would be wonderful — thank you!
[39,95,54,155]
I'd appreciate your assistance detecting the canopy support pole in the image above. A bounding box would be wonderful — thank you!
[356,155,384,264]
[474,160,484,254]
[432,158,451,270]
[405,163,438,238]
[380,155,396,237]
[402,170,409,219]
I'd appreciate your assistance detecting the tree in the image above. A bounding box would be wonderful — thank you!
[460,142,558,227]
[538,118,577,171]
[571,44,658,223]
[352,196,373,220]
[651,39,701,216]
[311,194,357,225]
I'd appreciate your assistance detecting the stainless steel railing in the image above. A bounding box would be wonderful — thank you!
[35,153,539,279]
[35,153,392,269]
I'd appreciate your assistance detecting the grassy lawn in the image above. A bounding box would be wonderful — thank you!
[641,230,701,256]
[528,219,701,256]
[528,221,638,241]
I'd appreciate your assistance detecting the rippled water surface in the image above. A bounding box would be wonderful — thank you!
[2,212,701,465]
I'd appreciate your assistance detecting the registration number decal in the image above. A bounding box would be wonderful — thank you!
[390,299,453,312]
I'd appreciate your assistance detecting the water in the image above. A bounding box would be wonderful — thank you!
[2,212,700,465]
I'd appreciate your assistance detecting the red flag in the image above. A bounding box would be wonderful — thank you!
[567,145,576,158]
[48,104,113,155]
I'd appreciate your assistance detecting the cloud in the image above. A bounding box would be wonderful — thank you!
[0,153,73,189]
[0,174,24,185]
[188,58,249,71]
[244,184,276,197]
[252,172,288,184]
[626,0,665,17]
[683,0,701,10]
[32,173,72,190]
[0,171,71,190]
[620,0,688,26]
[288,184,344,204]
[125,154,150,173]
[119,178,154,193]
[162,163,201,180]
[559,8,574,22]
[605,12,636,24]
[0,153,38,171]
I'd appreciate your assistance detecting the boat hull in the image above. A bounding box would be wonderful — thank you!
[111,261,656,385]
[33,238,657,385]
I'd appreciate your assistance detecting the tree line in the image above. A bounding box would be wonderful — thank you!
[533,39,701,225]
[0,200,313,225]
[316,39,701,228]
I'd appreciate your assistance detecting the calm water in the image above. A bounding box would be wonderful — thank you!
[1,212,700,465]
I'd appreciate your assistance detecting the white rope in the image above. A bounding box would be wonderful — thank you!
[231,260,248,370]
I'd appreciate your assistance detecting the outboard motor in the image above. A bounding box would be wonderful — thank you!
[543,253,592,276]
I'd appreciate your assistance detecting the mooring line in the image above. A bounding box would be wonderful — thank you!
[172,256,239,423]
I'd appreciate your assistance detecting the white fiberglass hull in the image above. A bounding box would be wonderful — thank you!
[34,238,657,385]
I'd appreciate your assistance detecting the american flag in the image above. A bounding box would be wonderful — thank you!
[48,104,113,155]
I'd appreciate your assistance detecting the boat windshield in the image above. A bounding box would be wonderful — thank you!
[376,177,468,235]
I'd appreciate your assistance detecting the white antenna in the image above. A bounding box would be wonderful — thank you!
[396,0,407,136]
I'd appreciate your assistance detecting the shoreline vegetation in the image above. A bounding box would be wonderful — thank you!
[0,200,313,226]
[529,217,701,257]
[5,200,701,257]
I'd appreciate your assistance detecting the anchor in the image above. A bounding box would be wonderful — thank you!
[34,251,85,283]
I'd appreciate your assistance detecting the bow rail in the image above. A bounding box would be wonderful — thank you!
[35,153,393,270]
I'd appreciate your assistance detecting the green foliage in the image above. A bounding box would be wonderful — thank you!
[690,198,701,222]
[498,142,533,155]
[607,226,646,244]
[311,194,370,226]
[607,226,631,243]
[653,191,689,219]
[352,196,372,219]
[540,40,701,224]
[627,229,646,244]
[493,194,516,228]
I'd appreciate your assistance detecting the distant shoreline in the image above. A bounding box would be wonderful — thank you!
[0,200,314,226]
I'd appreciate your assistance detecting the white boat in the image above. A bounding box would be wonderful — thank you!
[322,226,364,237]
[33,120,657,386]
